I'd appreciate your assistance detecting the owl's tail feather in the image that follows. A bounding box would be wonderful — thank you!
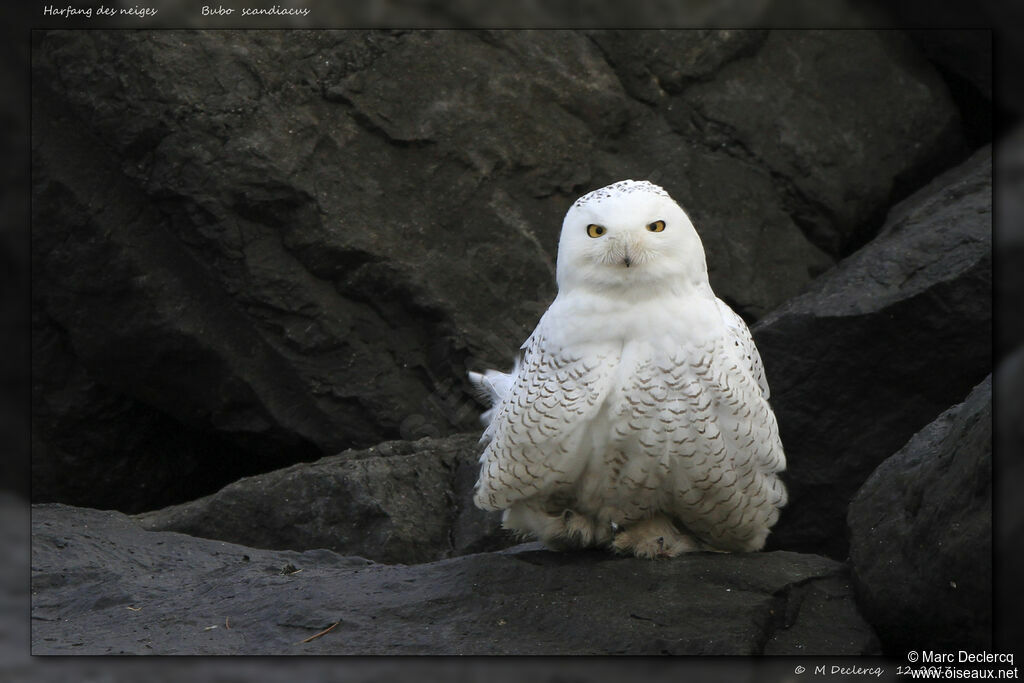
[468,357,521,426]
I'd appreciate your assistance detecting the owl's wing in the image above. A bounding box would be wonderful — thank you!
[473,325,616,511]
[715,298,769,399]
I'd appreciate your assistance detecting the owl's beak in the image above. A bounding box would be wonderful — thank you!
[605,235,644,268]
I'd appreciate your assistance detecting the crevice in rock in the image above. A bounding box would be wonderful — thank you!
[668,103,847,257]
[584,29,771,105]
[758,575,817,653]
[323,87,438,149]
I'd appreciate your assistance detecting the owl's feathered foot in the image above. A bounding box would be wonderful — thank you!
[611,515,701,559]
[503,504,613,550]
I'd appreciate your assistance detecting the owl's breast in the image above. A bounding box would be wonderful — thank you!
[541,290,724,351]
[568,339,686,513]
[572,329,778,530]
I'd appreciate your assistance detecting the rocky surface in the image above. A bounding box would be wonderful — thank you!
[0,12,29,502]
[595,29,964,256]
[905,29,993,148]
[0,503,833,682]
[32,504,879,655]
[998,128,1024,360]
[906,29,992,102]
[31,29,968,512]
[848,377,992,655]
[135,433,509,564]
[757,145,992,559]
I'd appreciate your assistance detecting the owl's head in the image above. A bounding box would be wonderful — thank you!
[556,180,709,296]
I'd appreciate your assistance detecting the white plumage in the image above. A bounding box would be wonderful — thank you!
[470,180,786,558]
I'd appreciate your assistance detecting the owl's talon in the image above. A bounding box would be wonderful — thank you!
[504,505,615,550]
[612,516,700,559]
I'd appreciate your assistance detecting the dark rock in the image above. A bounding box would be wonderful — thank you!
[31,309,282,513]
[31,504,879,655]
[0,494,28,673]
[587,30,769,103]
[848,377,992,655]
[581,105,834,320]
[905,29,992,145]
[0,16,29,500]
[898,25,997,103]
[995,348,1024,653]
[905,30,992,101]
[863,2,1021,120]
[683,29,965,256]
[597,29,966,256]
[135,433,509,564]
[0,504,800,683]
[30,29,966,511]
[997,128,1024,360]
[758,144,992,559]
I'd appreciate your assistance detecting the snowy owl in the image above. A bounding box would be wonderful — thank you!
[469,179,786,558]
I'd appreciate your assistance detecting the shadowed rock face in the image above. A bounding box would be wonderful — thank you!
[134,433,509,565]
[848,377,992,655]
[31,504,879,655]
[998,128,1024,360]
[31,29,965,512]
[757,145,991,559]
[596,29,966,256]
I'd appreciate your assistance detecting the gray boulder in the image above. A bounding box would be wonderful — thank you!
[758,144,992,558]
[848,377,992,654]
[906,29,992,101]
[593,29,965,257]
[32,504,879,655]
[31,29,965,512]
[135,433,509,564]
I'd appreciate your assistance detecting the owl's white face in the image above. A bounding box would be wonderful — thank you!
[556,180,708,296]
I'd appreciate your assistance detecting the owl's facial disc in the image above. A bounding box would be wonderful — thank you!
[556,180,709,295]
[586,221,664,268]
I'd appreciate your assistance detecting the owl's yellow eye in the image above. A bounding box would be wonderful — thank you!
[647,220,666,232]
[587,224,606,238]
